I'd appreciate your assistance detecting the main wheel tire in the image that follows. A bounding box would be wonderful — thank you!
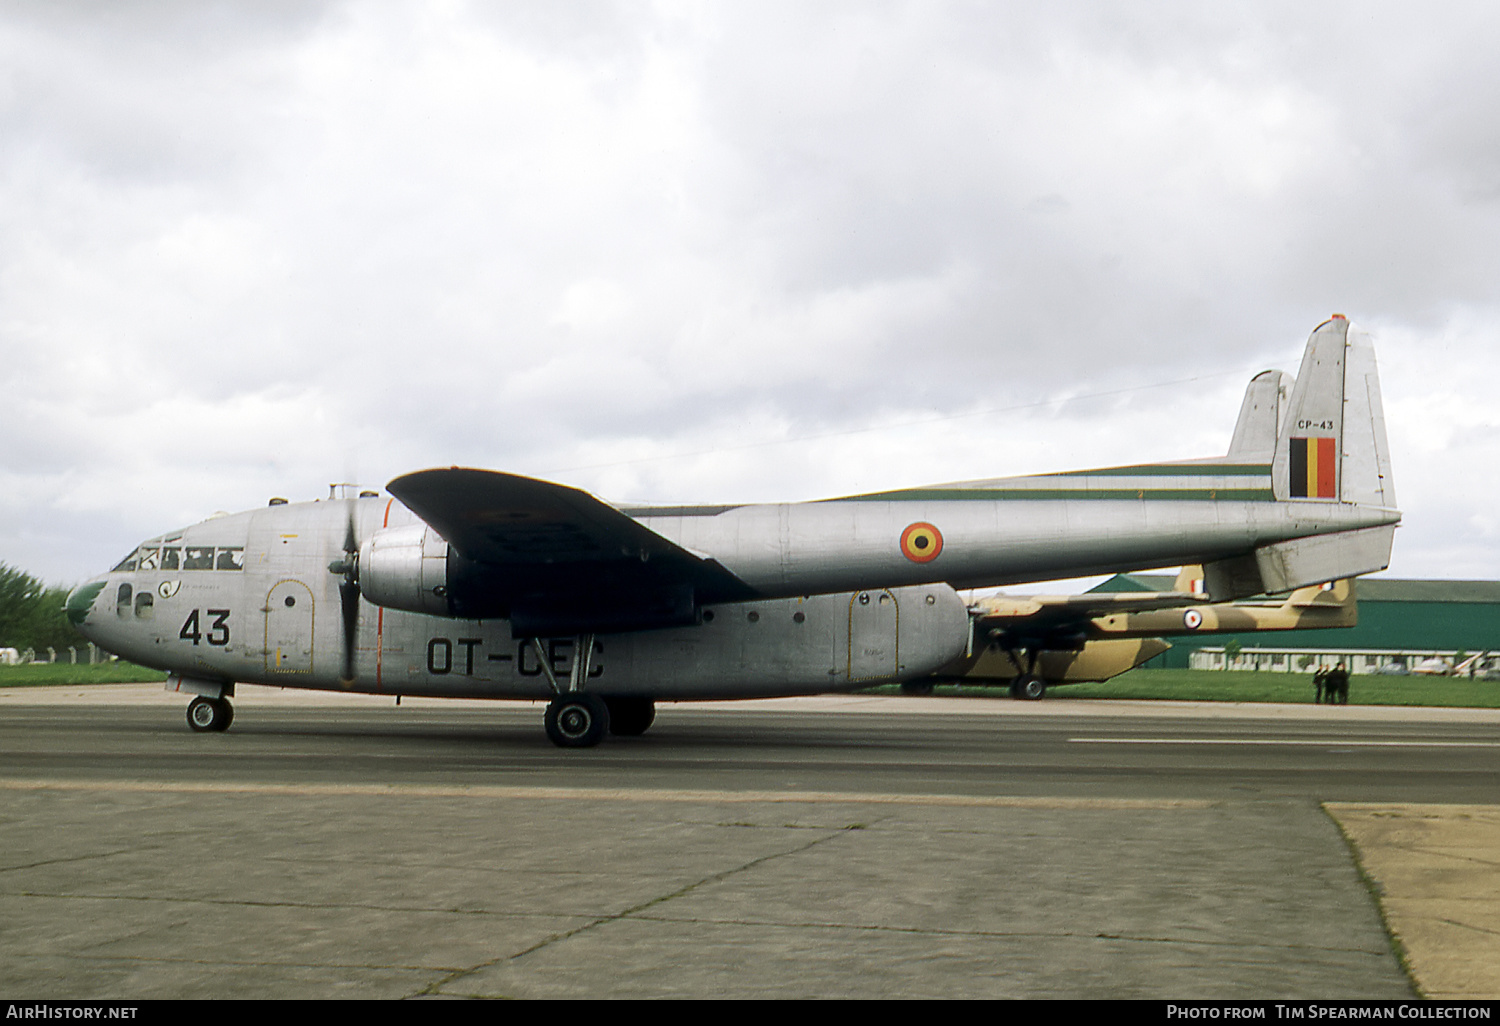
[1015,675,1047,701]
[186,696,231,733]
[605,697,656,736]
[545,694,610,748]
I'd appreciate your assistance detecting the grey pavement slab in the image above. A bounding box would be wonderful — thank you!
[0,784,1411,999]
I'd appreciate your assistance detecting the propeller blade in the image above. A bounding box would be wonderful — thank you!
[337,501,360,683]
[339,579,360,682]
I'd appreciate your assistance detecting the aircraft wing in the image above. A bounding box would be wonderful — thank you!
[973,591,1209,622]
[386,468,758,632]
[972,590,1208,650]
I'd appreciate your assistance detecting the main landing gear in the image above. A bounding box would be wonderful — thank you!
[542,695,657,747]
[1009,674,1047,701]
[530,634,656,748]
[545,693,610,748]
[604,696,656,736]
[996,640,1049,700]
[186,695,234,732]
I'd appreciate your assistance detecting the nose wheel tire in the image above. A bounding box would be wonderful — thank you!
[545,694,610,748]
[186,696,233,732]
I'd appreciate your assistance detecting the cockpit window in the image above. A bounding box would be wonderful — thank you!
[114,542,244,572]
[184,547,215,570]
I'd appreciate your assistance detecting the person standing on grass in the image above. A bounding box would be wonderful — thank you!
[1326,662,1349,705]
[1313,665,1328,704]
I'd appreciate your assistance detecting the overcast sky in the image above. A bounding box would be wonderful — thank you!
[4,1,1499,587]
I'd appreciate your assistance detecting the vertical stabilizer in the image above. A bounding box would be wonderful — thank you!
[1270,316,1395,507]
[1273,317,1346,500]
[1172,565,1205,594]
[1227,370,1294,459]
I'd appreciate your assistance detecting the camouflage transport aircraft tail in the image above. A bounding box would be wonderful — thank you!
[928,568,1359,699]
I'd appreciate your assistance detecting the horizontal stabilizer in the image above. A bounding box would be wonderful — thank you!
[1203,524,1394,601]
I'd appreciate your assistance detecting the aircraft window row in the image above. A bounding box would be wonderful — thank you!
[112,546,245,573]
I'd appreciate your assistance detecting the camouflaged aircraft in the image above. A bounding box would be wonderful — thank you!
[67,316,1399,747]
[921,567,1359,699]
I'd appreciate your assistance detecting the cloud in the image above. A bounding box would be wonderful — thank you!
[3,2,1499,584]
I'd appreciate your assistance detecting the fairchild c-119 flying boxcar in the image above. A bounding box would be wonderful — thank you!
[68,317,1398,747]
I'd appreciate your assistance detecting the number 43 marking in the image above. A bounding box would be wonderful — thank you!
[180,609,231,646]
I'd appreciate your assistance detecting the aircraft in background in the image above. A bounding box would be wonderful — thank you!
[67,317,1399,747]
[916,568,1358,699]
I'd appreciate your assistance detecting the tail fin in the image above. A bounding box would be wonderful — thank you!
[1226,370,1293,460]
[1280,578,1357,628]
[1172,565,1204,594]
[1203,318,1398,600]
[1271,316,1397,507]
[1283,577,1354,610]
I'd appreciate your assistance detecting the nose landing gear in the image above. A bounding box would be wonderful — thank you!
[186,695,234,732]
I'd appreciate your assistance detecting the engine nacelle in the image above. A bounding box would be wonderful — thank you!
[359,524,452,616]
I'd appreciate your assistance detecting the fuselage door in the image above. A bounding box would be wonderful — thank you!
[848,589,899,682]
[265,580,315,674]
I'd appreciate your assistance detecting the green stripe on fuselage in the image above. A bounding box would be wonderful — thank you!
[830,463,1274,502]
[1052,463,1272,477]
[831,487,1275,502]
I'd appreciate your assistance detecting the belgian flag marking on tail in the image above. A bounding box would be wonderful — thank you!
[1288,437,1337,498]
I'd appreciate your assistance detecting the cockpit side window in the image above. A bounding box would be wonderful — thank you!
[134,591,154,619]
[116,540,243,573]
[116,583,132,617]
[184,547,215,570]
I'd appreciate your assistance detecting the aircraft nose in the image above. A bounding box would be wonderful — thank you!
[66,578,109,633]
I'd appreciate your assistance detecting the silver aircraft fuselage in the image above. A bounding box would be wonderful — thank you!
[66,317,1402,725]
[70,467,1396,702]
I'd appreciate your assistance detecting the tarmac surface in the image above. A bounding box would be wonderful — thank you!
[1,684,1497,1000]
